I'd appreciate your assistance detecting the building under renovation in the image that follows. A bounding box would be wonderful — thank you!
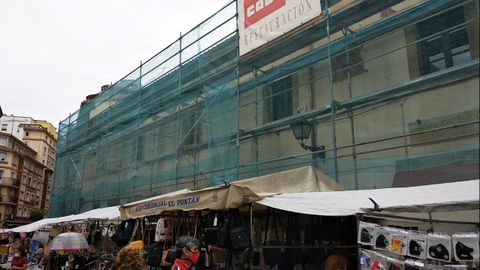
[50,0,479,216]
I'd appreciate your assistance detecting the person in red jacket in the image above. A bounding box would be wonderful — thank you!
[171,236,201,270]
[9,247,27,270]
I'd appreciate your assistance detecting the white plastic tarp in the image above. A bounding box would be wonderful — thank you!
[69,205,121,221]
[256,180,480,218]
[2,205,120,233]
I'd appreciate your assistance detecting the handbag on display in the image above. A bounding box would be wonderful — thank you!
[165,247,182,264]
[203,212,223,245]
[230,226,250,250]
[112,219,136,246]
[147,241,164,267]
[229,210,251,250]
[154,218,167,242]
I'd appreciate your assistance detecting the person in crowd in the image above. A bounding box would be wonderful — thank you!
[45,250,56,270]
[65,254,76,270]
[33,243,45,265]
[111,246,147,270]
[171,236,201,270]
[98,252,115,270]
[9,247,28,270]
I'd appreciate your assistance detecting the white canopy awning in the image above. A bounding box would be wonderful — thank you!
[256,180,480,218]
[2,205,120,233]
[70,205,121,221]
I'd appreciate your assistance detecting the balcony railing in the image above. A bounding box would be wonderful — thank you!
[0,177,20,187]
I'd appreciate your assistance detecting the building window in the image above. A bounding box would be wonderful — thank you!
[1,124,7,131]
[179,108,202,148]
[266,76,293,122]
[332,46,365,82]
[417,7,471,75]
[0,170,3,179]
[0,137,7,146]
[25,132,29,136]
[0,152,6,162]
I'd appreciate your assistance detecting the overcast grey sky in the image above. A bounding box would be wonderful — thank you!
[0,0,228,128]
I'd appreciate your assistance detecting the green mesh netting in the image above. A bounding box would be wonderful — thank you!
[50,0,479,216]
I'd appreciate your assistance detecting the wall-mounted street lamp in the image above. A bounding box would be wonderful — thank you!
[290,120,325,159]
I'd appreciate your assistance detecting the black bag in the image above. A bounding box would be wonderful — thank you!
[165,247,182,264]
[230,226,250,250]
[147,242,163,267]
[112,219,136,246]
[202,212,225,245]
[263,208,283,266]
[203,227,219,245]
[229,210,251,250]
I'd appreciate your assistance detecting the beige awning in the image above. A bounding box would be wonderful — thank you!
[226,165,344,209]
[120,186,230,219]
[120,166,344,219]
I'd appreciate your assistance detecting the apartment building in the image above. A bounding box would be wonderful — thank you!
[0,114,57,225]
[0,133,51,226]
[0,115,33,141]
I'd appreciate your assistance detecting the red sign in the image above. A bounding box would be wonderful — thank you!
[243,0,286,28]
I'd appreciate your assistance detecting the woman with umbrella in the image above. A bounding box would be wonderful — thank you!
[9,247,27,270]
[49,232,90,270]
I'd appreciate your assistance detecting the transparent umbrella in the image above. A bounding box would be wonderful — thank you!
[50,232,89,251]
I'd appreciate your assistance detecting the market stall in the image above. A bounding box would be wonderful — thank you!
[2,205,120,234]
[256,179,480,269]
[0,205,121,270]
[118,166,345,269]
